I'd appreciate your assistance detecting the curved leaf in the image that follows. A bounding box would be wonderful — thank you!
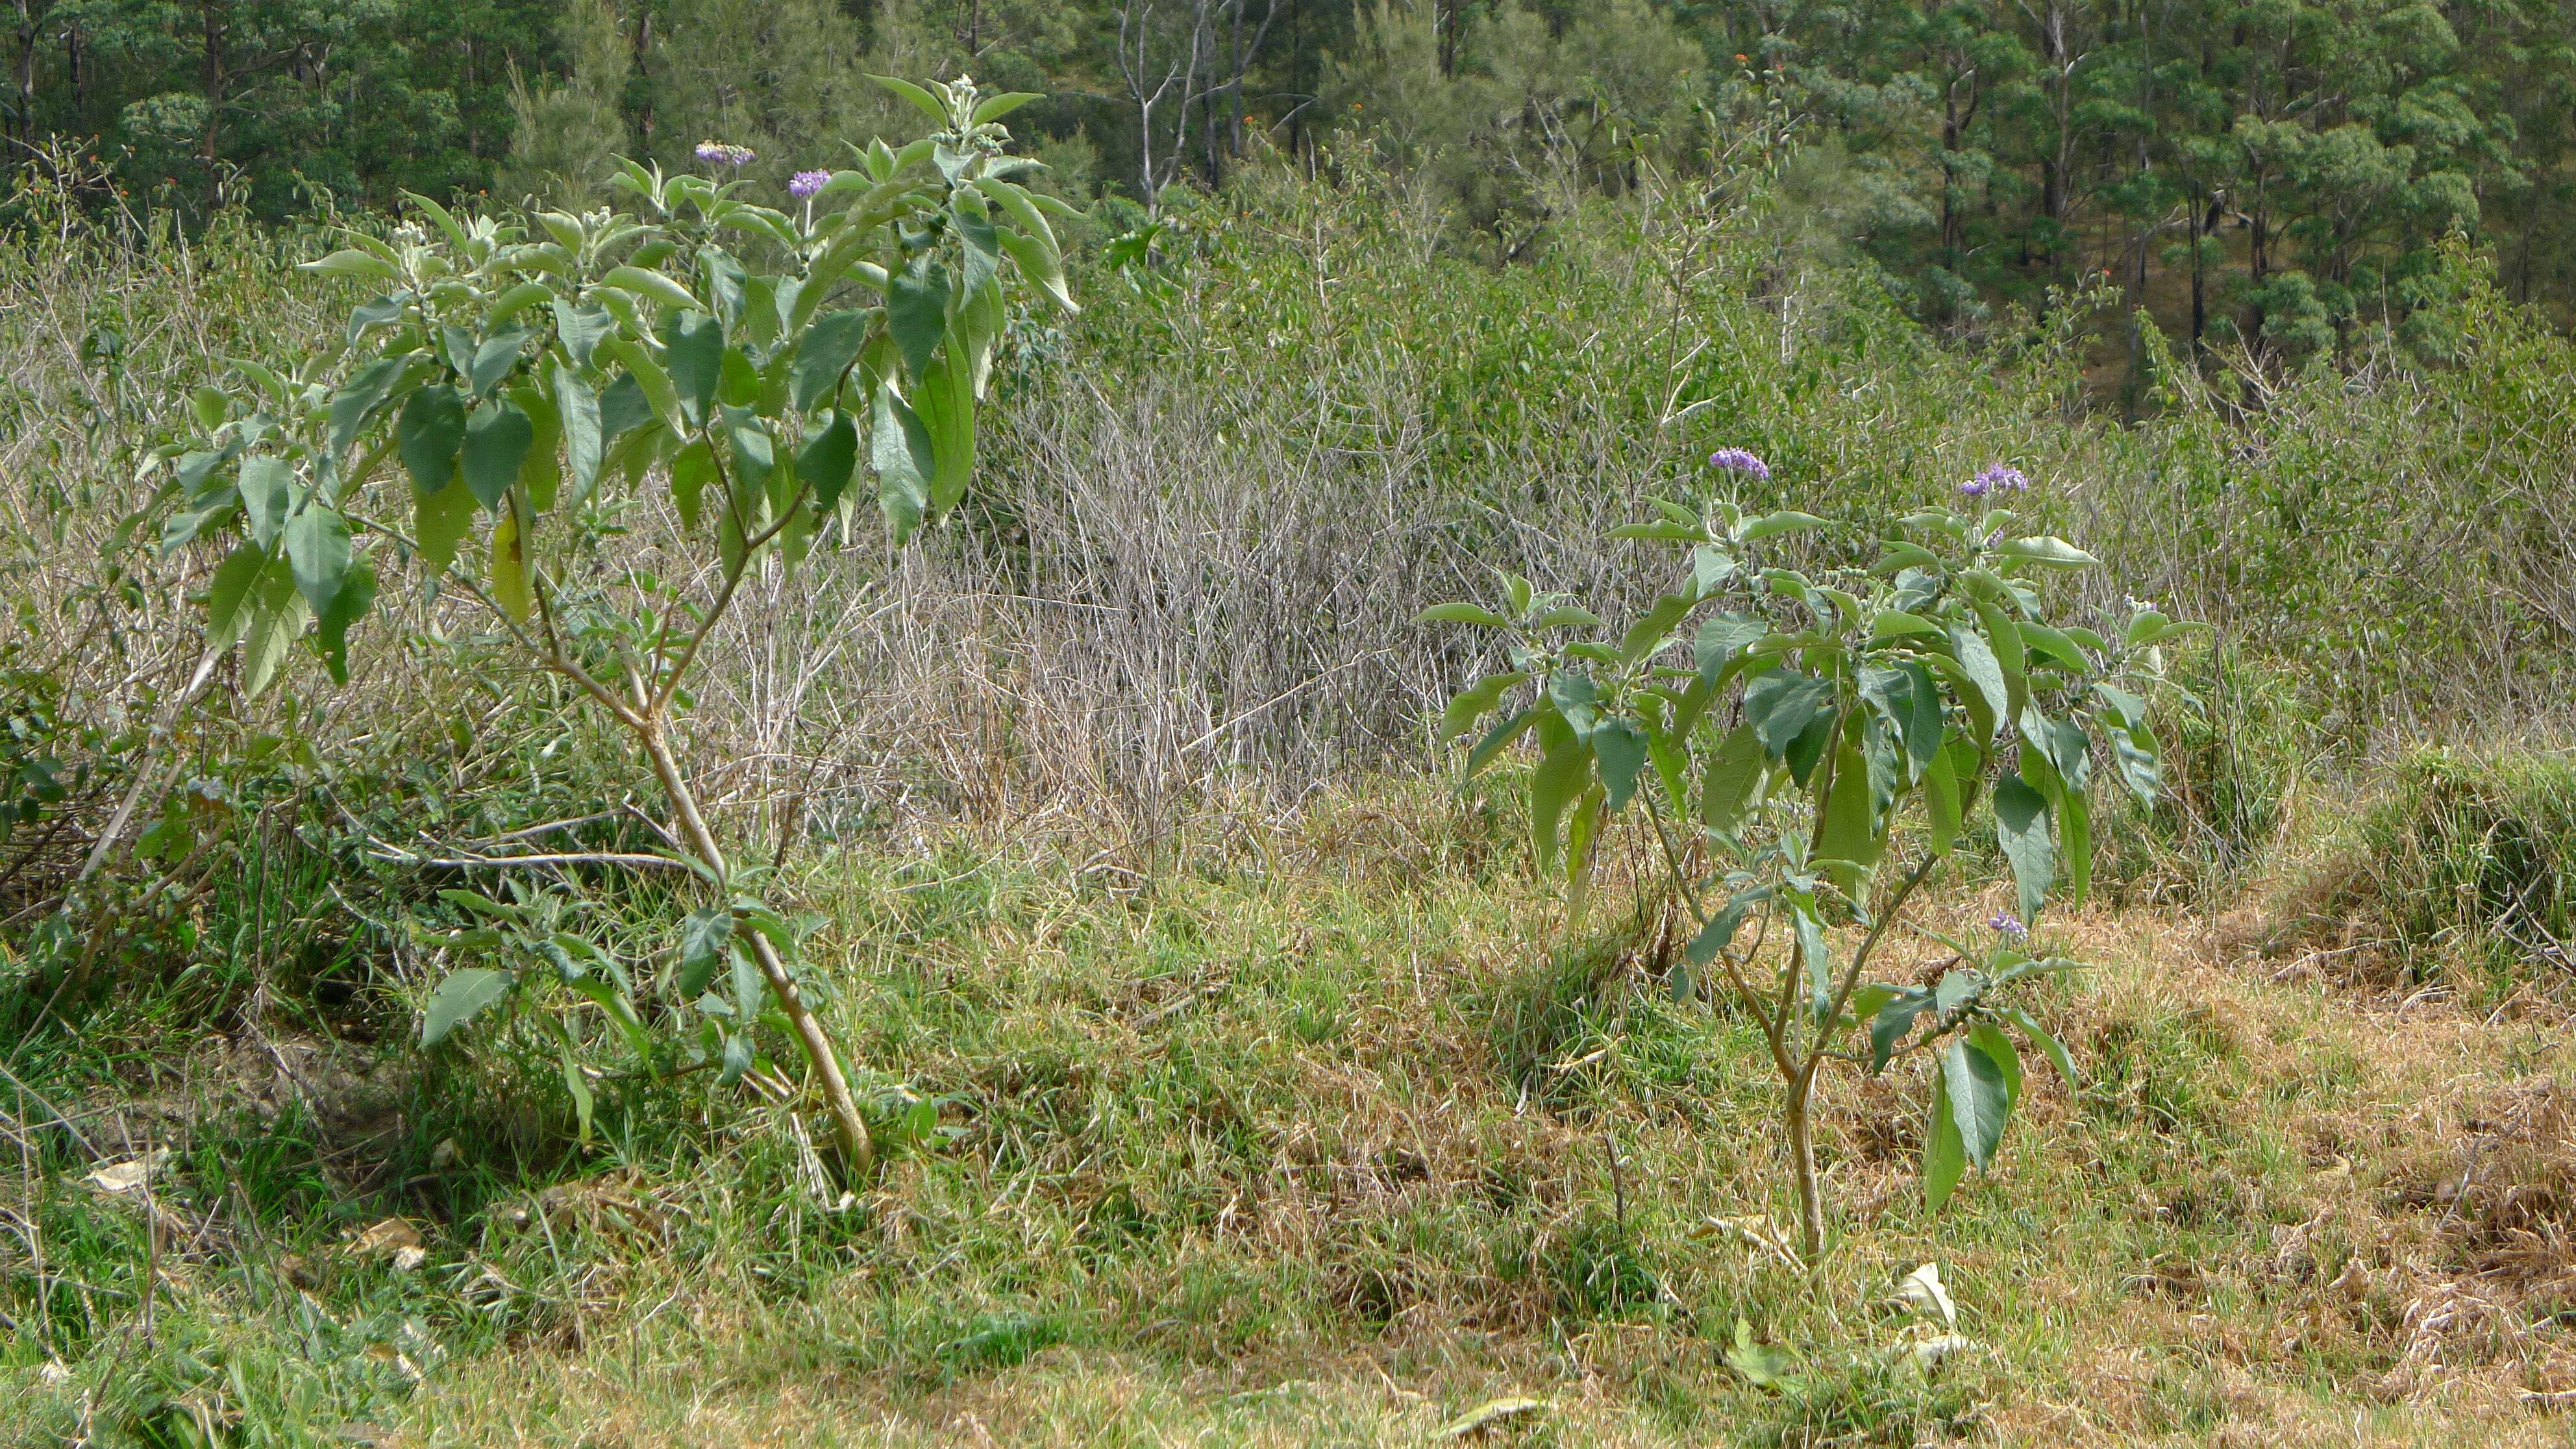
[422,968,512,1046]
[397,384,467,497]
[460,401,535,511]
[1992,771,2053,924]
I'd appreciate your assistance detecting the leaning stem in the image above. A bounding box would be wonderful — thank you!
[1785,1063,1826,1259]
[636,714,874,1178]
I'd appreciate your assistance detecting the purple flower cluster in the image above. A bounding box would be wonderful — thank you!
[1708,447,1771,482]
[1958,462,2031,499]
[1988,911,2029,941]
[789,169,832,199]
[695,140,757,168]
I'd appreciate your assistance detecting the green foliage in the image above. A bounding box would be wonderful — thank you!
[1427,460,2193,1254]
[153,74,1079,1171]
[2284,745,2576,988]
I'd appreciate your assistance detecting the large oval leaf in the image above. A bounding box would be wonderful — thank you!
[422,967,512,1046]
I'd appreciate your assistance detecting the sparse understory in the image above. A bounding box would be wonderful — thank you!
[10,790,2576,1446]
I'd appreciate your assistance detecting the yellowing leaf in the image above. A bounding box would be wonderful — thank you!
[489,500,532,622]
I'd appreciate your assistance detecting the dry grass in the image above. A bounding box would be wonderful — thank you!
[187,808,2547,1446]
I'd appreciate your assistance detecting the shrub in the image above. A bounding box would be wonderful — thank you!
[1428,450,2192,1257]
[149,76,1078,1172]
[2272,745,2576,989]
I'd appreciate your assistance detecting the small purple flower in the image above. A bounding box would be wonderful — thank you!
[1988,911,2029,941]
[1708,447,1771,482]
[1959,462,2031,499]
[695,140,757,168]
[789,169,831,199]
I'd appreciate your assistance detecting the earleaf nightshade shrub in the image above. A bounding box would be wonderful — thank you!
[155,75,1079,1174]
[1426,451,2202,1257]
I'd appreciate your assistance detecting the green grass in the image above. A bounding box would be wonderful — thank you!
[9,790,2576,1444]
[2262,743,2576,997]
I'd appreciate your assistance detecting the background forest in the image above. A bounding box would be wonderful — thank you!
[6,0,2575,360]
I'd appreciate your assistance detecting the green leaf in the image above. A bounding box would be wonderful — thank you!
[995,224,1077,314]
[913,341,976,514]
[554,367,602,504]
[2001,1006,2080,1087]
[237,455,296,551]
[1700,723,1766,833]
[1529,714,1592,872]
[870,382,935,543]
[2060,782,2092,907]
[469,330,527,398]
[510,381,562,512]
[1868,988,1935,1072]
[601,265,701,314]
[671,439,716,530]
[1920,746,1961,855]
[1686,891,1760,965]
[791,309,872,414]
[1592,718,1650,813]
[1992,771,2053,926]
[558,1034,595,1145]
[330,356,408,460]
[1743,669,1837,762]
[1924,1064,1966,1213]
[282,504,351,616]
[1966,1021,2024,1111]
[315,551,377,685]
[1943,1039,2012,1170]
[1816,736,1882,899]
[1727,1319,1798,1387]
[1439,671,1528,743]
[887,258,950,386]
[2111,733,2162,804]
[1739,510,1827,543]
[1695,612,1768,689]
[2018,621,2089,673]
[1564,784,1604,926]
[204,543,267,650]
[869,73,950,124]
[1861,662,1944,771]
[415,476,475,572]
[663,312,723,427]
[397,384,467,497]
[489,499,532,622]
[460,401,535,512]
[971,90,1043,123]
[1789,893,1833,1019]
[422,968,512,1046]
[301,248,399,281]
[1994,536,2099,569]
[796,410,860,512]
[554,299,615,369]
[678,907,732,998]
[1970,597,2027,722]
[1464,707,1539,779]
[241,566,308,700]
[1618,592,1698,663]
[1942,625,2009,747]
[1870,608,1946,641]
[1415,602,1516,628]
[726,409,776,493]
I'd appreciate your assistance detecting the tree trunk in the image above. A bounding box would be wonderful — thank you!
[199,0,225,200]
[640,722,875,1179]
[1786,1066,1825,1259]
